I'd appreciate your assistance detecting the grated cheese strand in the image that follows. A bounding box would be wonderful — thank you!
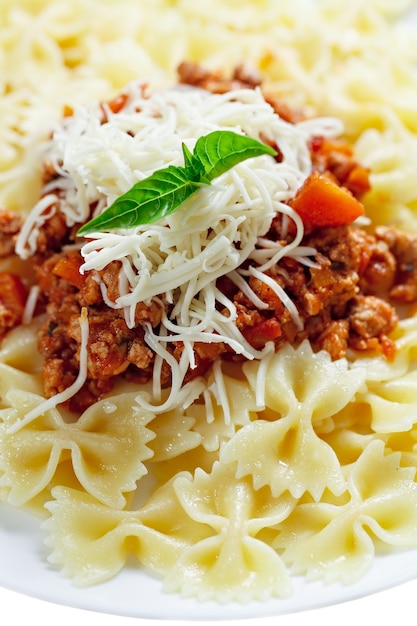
[21,285,40,326]
[15,194,58,260]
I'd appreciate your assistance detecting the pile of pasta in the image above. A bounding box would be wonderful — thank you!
[1,0,417,604]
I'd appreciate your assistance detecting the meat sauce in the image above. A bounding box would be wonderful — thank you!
[1,64,416,412]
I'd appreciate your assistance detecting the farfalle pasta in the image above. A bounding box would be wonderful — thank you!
[43,476,207,586]
[359,370,417,434]
[162,462,295,602]
[274,440,417,584]
[220,342,366,500]
[44,462,296,601]
[1,0,417,609]
[0,388,156,512]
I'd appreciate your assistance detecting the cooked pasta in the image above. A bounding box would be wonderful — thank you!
[1,0,417,607]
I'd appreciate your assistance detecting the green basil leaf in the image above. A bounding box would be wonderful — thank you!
[77,164,203,235]
[77,130,277,235]
[192,130,277,182]
[181,142,205,181]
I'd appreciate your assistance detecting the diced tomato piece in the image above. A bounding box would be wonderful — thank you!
[290,171,365,229]
[107,93,129,114]
[52,253,86,289]
[244,317,282,348]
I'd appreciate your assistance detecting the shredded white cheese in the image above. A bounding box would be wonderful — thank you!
[15,83,343,409]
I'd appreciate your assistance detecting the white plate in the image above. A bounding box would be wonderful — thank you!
[2,4,417,623]
[2,500,417,621]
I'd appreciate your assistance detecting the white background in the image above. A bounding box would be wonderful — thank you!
[1,580,414,625]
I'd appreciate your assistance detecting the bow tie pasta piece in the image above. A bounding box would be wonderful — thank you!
[274,439,417,585]
[44,487,138,585]
[162,461,295,602]
[150,445,220,489]
[220,416,344,501]
[384,426,417,469]
[246,340,367,422]
[319,420,379,467]
[0,389,155,510]
[0,319,44,402]
[221,342,367,500]
[0,363,43,401]
[0,316,43,374]
[164,532,291,603]
[145,408,202,462]
[43,474,212,586]
[357,368,417,434]
[317,393,380,466]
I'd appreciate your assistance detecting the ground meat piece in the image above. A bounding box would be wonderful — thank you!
[347,294,398,352]
[178,61,305,125]
[263,93,306,124]
[242,316,283,349]
[177,61,262,93]
[232,64,263,88]
[42,159,62,186]
[289,224,363,317]
[246,274,287,314]
[77,273,102,306]
[300,253,359,316]
[312,319,350,360]
[304,225,363,272]
[35,204,70,255]
[99,260,124,303]
[274,257,309,304]
[221,219,405,361]
[78,259,163,327]
[38,295,80,360]
[234,296,284,350]
[134,299,163,327]
[0,272,28,339]
[42,357,78,399]
[0,304,22,339]
[127,338,154,370]
[68,311,131,379]
[309,136,371,198]
[355,231,397,297]
[42,351,114,412]
[193,340,227,363]
[35,253,79,309]
[168,339,228,383]
[234,301,264,331]
[374,226,417,303]
[68,378,115,414]
[177,61,212,86]
[0,209,23,257]
[186,340,228,379]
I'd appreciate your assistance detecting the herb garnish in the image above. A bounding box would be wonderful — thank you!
[77,130,277,235]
